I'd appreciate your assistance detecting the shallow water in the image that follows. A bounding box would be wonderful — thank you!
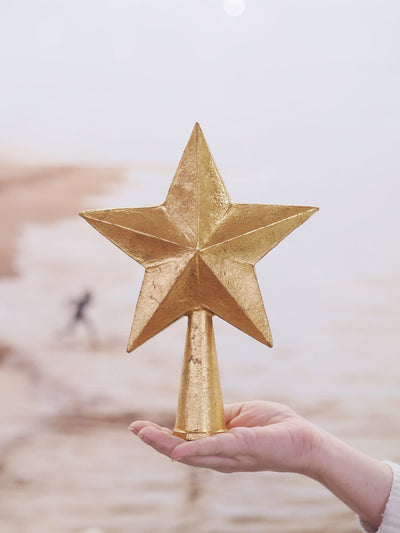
[0,168,399,532]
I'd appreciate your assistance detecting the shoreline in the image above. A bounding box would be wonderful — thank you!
[0,164,125,277]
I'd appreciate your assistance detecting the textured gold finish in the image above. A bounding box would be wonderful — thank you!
[173,309,226,440]
[80,123,318,439]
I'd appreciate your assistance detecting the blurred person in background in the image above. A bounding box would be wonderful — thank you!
[63,290,98,347]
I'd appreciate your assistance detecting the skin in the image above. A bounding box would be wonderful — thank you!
[129,401,393,531]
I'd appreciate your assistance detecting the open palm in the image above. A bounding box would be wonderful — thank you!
[130,401,322,474]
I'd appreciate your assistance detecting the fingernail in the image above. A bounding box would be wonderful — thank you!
[137,433,151,444]
[128,425,138,434]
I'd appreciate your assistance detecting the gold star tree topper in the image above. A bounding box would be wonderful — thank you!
[80,123,318,440]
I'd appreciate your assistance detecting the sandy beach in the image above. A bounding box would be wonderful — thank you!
[0,164,399,533]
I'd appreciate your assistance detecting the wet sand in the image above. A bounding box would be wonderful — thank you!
[0,165,123,276]
[0,165,399,532]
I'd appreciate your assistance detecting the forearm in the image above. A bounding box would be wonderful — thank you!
[308,430,392,530]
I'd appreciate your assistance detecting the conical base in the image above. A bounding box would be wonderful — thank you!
[173,309,227,440]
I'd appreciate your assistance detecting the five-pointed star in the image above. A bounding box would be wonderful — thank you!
[80,123,317,352]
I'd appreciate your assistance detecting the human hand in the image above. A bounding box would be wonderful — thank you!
[129,401,322,475]
[130,401,393,530]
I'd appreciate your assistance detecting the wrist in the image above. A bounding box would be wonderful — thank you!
[305,427,338,481]
[304,428,392,529]
[281,418,328,477]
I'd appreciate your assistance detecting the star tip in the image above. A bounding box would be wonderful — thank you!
[192,122,204,137]
[79,210,95,221]
[258,332,273,348]
[299,206,319,220]
[127,335,143,352]
[264,331,273,347]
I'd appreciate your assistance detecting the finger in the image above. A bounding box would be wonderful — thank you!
[223,404,244,426]
[176,454,240,473]
[136,426,184,457]
[171,429,242,461]
[129,420,171,435]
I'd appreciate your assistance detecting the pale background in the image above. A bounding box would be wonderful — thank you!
[0,1,399,532]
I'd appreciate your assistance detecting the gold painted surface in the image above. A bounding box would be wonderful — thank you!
[173,309,226,440]
[80,123,318,439]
